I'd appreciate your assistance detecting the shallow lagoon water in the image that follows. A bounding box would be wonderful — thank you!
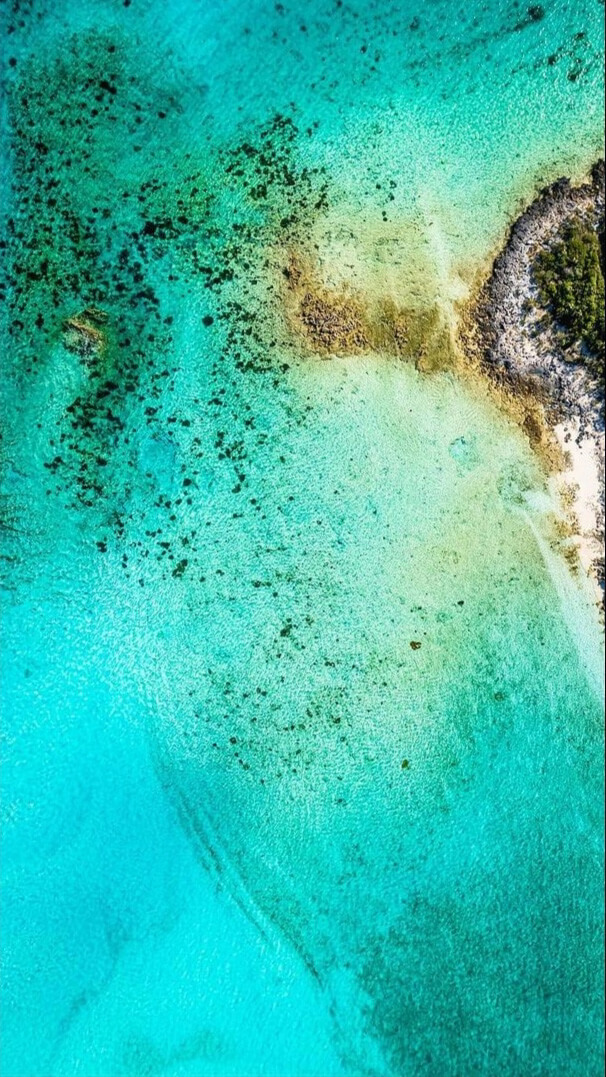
[1,1,604,1075]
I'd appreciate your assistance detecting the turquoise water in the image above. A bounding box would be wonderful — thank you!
[1,1,604,1075]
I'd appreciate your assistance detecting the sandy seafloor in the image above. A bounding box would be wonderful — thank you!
[1,1,604,1075]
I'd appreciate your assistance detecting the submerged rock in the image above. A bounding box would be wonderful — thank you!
[298,290,369,354]
[63,308,108,357]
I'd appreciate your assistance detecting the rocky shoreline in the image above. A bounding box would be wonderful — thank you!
[469,160,605,601]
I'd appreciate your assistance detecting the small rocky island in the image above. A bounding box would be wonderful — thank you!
[471,160,605,600]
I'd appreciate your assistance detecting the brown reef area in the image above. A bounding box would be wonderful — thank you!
[279,249,455,372]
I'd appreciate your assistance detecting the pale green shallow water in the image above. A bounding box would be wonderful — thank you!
[1,1,604,1075]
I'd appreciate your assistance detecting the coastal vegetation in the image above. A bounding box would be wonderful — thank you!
[534,215,605,377]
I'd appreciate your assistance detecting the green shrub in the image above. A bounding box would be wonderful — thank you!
[534,216,605,379]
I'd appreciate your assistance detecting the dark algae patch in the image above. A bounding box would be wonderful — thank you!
[534,216,605,376]
[2,29,214,522]
[2,26,335,571]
